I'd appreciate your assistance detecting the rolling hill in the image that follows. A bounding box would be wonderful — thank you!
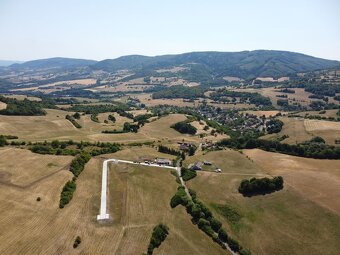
[9,57,97,70]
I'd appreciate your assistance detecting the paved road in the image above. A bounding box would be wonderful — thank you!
[97,158,179,221]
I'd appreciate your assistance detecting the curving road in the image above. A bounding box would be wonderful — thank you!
[97,158,180,220]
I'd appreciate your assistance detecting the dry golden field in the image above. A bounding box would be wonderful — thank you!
[303,119,340,145]
[11,79,97,93]
[0,147,227,254]
[244,149,340,215]
[242,110,282,118]
[263,117,340,145]
[3,94,42,101]
[262,117,314,144]
[186,149,340,255]
[233,87,336,107]
[0,147,73,187]
[0,110,210,145]
[297,109,339,118]
[0,101,6,110]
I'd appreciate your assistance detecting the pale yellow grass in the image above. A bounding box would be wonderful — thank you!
[304,119,340,131]
[187,149,340,255]
[244,149,340,215]
[4,94,41,101]
[304,119,340,145]
[0,110,206,144]
[0,146,227,254]
[242,110,281,117]
[262,117,313,144]
[0,102,6,110]
[0,147,73,187]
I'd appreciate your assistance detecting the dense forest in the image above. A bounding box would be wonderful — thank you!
[152,85,206,99]
[210,89,272,107]
[0,96,55,116]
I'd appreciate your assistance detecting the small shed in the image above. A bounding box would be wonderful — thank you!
[190,162,203,171]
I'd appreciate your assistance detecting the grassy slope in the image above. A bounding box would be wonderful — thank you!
[0,147,227,254]
[186,149,340,255]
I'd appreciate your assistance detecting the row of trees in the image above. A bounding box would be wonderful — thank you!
[65,114,82,128]
[69,152,91,177]
[30,140,120,157]
[146,224,169,255]
[158,145,182,157]
[238,176,284,196]
[170,186,251,255]
[59,178,76,208]
[218,137,340,159]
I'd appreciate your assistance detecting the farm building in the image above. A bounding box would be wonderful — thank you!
[190,162,203,170]
[155,158,172,166]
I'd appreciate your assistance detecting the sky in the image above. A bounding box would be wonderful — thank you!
[0,0,339,61]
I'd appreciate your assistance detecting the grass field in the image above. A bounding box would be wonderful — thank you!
[262,117,340,145]
[0,109,207,144]
[242,110,282,118]
[0,147,73,187]
[0,147,227,254]
[304,119,340,145]
[3,94,42,101]
[0,102,6,110]
[262,117,314,144]
[186,149,340,255]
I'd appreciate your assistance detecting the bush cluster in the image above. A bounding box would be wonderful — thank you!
[181,167,197,182]
[73,236,81,248]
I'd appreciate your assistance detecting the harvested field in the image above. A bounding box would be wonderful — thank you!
[0,147,227,254]
[0,102,6,110]
[304,119,340,132]
[244,149,340,215]
[0,147,73,187]
[242,110,282,117]
[0,110,205,144]
[3,94,41,101]
[262,117,313,144]
[187,149,340,255]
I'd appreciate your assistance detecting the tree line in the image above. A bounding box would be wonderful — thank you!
[217,137,340,159]
[170,186,251,255]
[145,224,169,255]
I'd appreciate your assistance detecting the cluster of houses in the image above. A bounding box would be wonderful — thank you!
[197,104,267,134]
[141,157,173,166]
[188,160,222,173]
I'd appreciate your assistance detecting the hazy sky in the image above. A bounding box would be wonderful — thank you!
[0,0,339,61]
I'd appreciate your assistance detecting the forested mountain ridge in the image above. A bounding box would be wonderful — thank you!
[91,50,340,79]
